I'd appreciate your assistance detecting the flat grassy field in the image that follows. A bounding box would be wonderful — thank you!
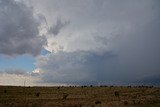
[0,86,160,107]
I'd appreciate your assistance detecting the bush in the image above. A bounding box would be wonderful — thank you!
[4,90,7,93]
[62,93,69,100]
[127,86,131,88]
[35,92,40,97]
[137,101,141,104]
[95,101,101,104]
[114,91,119,97]
[124,101,128,105]
[132,100,136,105]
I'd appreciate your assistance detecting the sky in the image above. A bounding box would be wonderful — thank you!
[0,0,160,86]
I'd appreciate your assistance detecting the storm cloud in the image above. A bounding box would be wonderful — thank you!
[1,0,160,86]
[0,0,46,56]
[33,0,160,85]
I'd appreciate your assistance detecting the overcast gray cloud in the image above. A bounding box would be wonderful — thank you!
[33,0,160,85]
[35,51,116,85]
[0,0,46,56]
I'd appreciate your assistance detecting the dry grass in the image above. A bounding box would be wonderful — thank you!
[0,86,160,107]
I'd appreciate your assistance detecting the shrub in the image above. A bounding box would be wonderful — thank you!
[4,90,7,93]
[132,100,136,105]
[62,93,69,100]
[127,86,131,88]
[95,101,101,104]
[124,101,128,105]
[35,92,40,97]
[137,101,141,104]
[114,91,119,97]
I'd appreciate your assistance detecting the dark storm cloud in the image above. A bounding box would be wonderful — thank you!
[34,0,160,86]
[36,40,160,86]
[0,0,46,56]
[48,19,70,36]
[138,74,160,86]
[36,51,117,85]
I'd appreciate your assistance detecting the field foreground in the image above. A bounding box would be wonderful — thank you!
[0,86,160,107]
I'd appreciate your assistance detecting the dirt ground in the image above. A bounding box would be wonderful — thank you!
[0,86,160,107]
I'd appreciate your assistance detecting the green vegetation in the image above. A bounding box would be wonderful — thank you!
[0,86,160,107]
